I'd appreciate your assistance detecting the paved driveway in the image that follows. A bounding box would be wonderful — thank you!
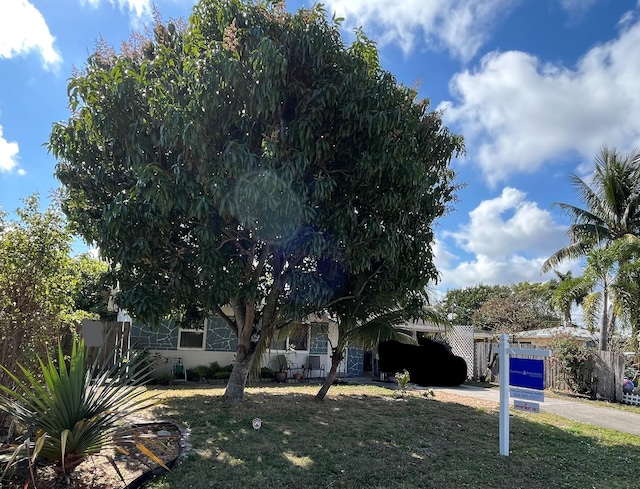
[433,384,640,436]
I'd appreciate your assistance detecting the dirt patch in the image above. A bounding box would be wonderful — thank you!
[2,423,184,489]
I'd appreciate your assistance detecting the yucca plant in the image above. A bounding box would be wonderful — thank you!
[0,337,166,481]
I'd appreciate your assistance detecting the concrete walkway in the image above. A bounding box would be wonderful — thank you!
[347,377,640,436]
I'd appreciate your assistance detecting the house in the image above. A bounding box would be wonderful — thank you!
[511,326,597,349]
[119,310,366,379]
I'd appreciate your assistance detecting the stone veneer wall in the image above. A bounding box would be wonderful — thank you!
[130,320,178,350]
[130,317,237,352]
[205,317,238,351]
[131,318,330,356]
[346,346,364,377]
[309,322,329,355]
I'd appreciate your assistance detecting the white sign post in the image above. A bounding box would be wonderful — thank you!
[498,333,551,456]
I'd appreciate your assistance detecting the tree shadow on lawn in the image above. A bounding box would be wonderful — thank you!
[145,386,640,489]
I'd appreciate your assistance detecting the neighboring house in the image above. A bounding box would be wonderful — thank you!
[121,310,366,378]
[511,326,598,349]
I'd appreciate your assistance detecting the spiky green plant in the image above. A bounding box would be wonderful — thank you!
[0,338,164,478]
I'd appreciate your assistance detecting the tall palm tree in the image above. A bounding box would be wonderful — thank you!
[555,236,640,350]
[542,146,640,273]
[610,236,640,356]
[542,146,640,350]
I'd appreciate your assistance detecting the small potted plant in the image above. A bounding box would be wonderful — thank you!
[274,359,288,383]
[274,346,297,383]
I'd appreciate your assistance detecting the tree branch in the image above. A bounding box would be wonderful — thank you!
[214,304,238,337]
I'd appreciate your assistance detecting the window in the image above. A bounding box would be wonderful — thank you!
[270,324,310,351]
[178,323,206,350]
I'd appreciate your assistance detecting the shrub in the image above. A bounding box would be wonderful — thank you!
[552,338,595,394]
[395,370,410,396]
[187,366,209,382]
[0,338,167,481]
[260,367,275,379]
[207,362,221,376]
[155,372,174,385]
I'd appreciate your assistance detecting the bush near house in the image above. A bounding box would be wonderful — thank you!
[551,337,595,394]
[186,363,234,382]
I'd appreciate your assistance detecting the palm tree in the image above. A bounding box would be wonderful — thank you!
[551,270,587,327]
[610,237,640,356]
[555,237,640,350]
[542,146,640,350]
[314,276,447,401]
[542,146,640,273]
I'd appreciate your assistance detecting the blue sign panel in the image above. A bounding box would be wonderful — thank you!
[509,358,544,390]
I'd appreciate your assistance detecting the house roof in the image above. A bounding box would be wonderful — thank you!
[513,326,597,342]
[396,321,493,340]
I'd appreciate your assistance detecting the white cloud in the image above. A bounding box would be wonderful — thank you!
[440,17,640,185]
[0,124,20,174]
[0,0,61,68]
[81,0,152,19]
[435,188,572,289]
[445,188,567,258]
[560,0,597,17]
[325,0,515,61]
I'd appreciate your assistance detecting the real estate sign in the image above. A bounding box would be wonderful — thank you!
[510,387,545,402]
[513,400,540,413]
[509,357,544,390]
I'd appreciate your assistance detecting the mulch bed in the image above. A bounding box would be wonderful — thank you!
[2,422,184,489]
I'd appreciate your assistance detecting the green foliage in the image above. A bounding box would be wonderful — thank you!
[395,369,410,396]
[0,338,162,477]
[70,253,115,321]
[186,366,208,382]
[187,363,233,381]
[552,337,595,394]
[0,195,77,402]
[439,284,509,326]
[543,146,640,273]
[49,0,463,400]
[259,367,275,379]
[543,146,640,350]
[439,281,561,333]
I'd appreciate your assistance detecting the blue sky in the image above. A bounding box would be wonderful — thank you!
[1,0,638,295]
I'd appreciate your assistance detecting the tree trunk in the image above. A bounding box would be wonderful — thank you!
[315,349,343,401]
[600,289,609,351]
[223,345,254,402]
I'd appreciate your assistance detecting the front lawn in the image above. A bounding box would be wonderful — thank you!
[144,384,640,489]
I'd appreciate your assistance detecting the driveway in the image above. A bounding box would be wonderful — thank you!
[433,384,640,436]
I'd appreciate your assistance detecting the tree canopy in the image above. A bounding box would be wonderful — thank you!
[49,0,463,401]
[438,281,561,334]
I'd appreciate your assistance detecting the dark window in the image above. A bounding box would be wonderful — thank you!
[179,330,205,349]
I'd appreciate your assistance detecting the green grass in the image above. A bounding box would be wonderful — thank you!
[144,384,640,489]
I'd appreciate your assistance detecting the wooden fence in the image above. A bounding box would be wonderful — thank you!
[473,342,625,401]
[80,319,132,370]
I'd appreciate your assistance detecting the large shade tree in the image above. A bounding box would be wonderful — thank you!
[49,0,463,401]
